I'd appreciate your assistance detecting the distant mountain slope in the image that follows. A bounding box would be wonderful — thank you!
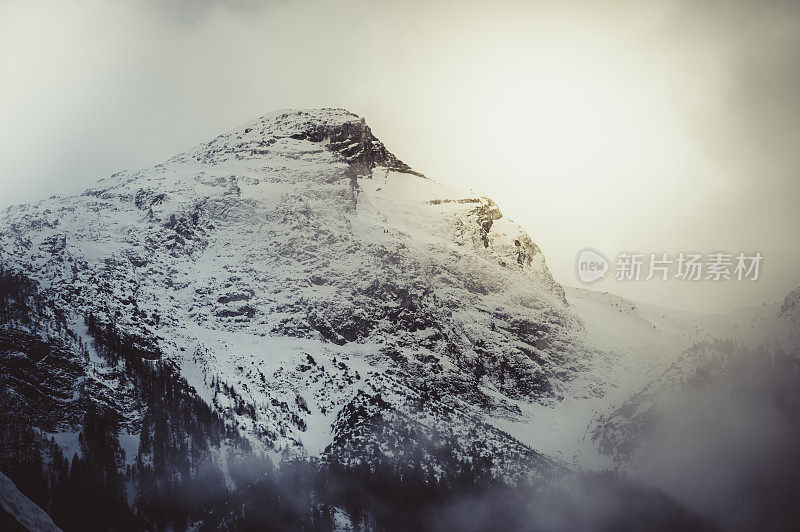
[530,286,796,467]
[587,289,800,531]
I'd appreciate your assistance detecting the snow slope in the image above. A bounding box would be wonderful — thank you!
[0,471,61,532]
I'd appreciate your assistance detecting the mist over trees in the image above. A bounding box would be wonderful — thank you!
[614,340,800,531]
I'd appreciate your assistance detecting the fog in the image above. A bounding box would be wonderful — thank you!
[131,340,800,531]
[426,338,800,531]
[620,341,800,530]
[1,0,798,313]
[424,472,717,531]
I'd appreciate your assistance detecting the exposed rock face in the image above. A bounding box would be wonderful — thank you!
[286,111,422,178]
[183,108,420,178]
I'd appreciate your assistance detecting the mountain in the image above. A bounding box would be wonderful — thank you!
[1,107,788,530]
[0,108,612,528]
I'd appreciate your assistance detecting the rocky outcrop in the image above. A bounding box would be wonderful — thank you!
[182,108,423,180]
[288,113,422,178]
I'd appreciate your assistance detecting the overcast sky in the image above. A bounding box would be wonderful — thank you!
[1,0,798,312]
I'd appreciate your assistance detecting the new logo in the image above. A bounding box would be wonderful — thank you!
[577,249,608,283]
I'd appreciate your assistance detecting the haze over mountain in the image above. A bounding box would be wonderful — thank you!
[1,109,797,530]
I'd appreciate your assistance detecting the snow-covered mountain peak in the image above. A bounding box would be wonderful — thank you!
[175,107,420,178]
[0,109,602,482]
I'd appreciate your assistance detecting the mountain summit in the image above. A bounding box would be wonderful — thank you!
[184,108,422,178]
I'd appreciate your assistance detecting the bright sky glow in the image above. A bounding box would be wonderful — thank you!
[1,0,798,312]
